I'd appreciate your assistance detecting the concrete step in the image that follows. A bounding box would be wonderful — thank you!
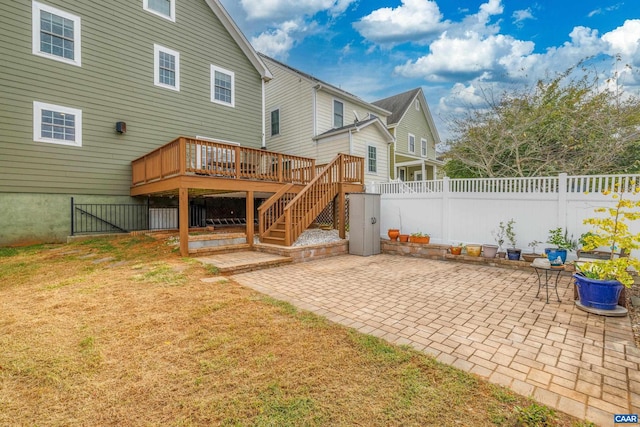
[188,243,251,256]
[195,250,292,275]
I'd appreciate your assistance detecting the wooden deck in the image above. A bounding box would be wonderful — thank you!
[130,137,365,256]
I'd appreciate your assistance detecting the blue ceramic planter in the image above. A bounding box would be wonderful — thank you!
[573,273,623,310]
[545,248,567,264]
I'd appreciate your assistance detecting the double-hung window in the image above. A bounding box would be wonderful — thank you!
[211,65,235,107]
[408,134,415,154]
[154,44,180,91]
[143,0,175,22]
[421,138,427,157]
[367,145,377,173]
[271,109,280,136]
[333,100,344,128]
[33,101,82,147]
[32,1,81,66]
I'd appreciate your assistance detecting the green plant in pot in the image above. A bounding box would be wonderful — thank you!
[574,184,640,311]
[545,228,577,264]
[505,219,521,260]
[522,240,544,263]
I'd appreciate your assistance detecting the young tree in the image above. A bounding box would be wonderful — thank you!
[443,62,640,178]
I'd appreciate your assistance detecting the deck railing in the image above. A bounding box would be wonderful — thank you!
[132,137,316,186]
[284,153,362,245]
[258,153,363,245]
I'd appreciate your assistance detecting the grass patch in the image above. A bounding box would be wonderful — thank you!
[132,262,186,285]
[0,235,584,426]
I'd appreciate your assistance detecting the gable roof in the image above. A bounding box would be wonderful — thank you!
[372,88,422,126]
[206,0,272,81]
[373,87,441,145]
[260,54,391,117]
[313,117,394,142]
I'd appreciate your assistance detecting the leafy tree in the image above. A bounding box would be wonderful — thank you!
[443,61,640,178]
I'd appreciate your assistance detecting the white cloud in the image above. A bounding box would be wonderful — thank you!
[394,32,535,82]
[602,19,640,60]
[239,0,355,21]
[353,0,448,45]
[512,8,534,26]
[251,20,304,59]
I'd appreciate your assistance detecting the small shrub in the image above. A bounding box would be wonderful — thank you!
[513,402,556,426]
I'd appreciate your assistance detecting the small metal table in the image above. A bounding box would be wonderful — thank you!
[531,264,563,303]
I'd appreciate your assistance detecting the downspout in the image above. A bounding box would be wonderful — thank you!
[349,128,354,155]
[261,79,266,148]
[312,86,318,136]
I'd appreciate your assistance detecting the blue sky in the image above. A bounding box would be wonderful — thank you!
[219,0,640,143]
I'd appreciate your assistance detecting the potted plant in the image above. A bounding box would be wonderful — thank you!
[574,184,640,311]
[387,229,400,241]
[522,240,544,263]
[485,221,505,258]
[450,243,463,255]
[546,228,577,264]
[466,244,482,257]
[410,232,430,244]
[505,219,521,260]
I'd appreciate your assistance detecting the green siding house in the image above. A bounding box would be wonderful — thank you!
[373,88,443,181]
[0,0,271,245]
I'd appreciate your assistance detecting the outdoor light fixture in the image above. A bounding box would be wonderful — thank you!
[116,121,127,134]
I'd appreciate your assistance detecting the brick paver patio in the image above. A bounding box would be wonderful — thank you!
[230,254,639,426]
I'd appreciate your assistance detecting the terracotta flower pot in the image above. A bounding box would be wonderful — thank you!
[388,229,400,241]
[399,234,410,242]
[410,236,430,244]
[450,246,463,255]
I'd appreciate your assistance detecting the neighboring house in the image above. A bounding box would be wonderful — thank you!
[260,55,394,184]
[373,88,443,181]
[0,0,272,245]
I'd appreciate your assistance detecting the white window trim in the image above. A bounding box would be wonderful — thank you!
[143,0,176,22]
[367,144,377,173]
[408,133,416,154]
[415,100,420,111]
[154,44,180,91]
[32,1,81,67]
[421,138,427,157]
[333,99,344,128]
[210,65,235,107]
[33,101,82,147]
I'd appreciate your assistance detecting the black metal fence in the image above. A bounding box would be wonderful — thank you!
[71,198,180,235]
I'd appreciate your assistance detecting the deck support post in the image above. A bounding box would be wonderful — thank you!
[179,187,189,257]
[338,184,346,239]
[246,190,254,246]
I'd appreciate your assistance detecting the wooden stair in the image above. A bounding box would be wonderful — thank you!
[258,153,364,246]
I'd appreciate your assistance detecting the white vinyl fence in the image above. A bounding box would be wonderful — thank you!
[369,173,640,259]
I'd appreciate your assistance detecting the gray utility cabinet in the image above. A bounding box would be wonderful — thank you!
[349,193,381,256]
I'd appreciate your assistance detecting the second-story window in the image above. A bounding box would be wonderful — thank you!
[154,44,180,91]
[333,100,344,128]
[421,138,427,157]
[144,0,175,22]
[408,134,415,154]
[271,109,280,136]
[32,1,81,66]
[211,65,235,107]
[367,145,377,173]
